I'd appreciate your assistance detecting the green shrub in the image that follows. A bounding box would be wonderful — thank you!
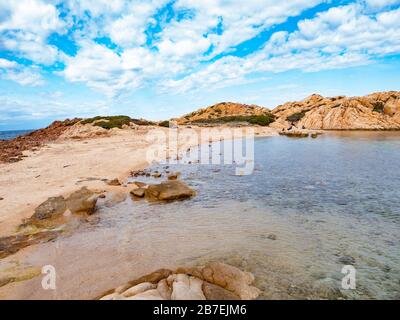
[372,102,384,113]
[81,115,154,129]
[189,114,275,126]
[287,111,307,122]
[158,120,170,127]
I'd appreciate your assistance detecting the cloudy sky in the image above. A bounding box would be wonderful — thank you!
[0,0,400,130]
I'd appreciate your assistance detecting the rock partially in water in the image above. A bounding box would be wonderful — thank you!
[97,262,260,300]
[3,187,99,258]
[167,172,181,180]
[202,281,240,300]
[31,196,66,221]
[65,187,98,215]
[132,181,147,188]
[145,180,195,201]
[107,178,121,186]
[130,188,145,198]
[102,191,127,207]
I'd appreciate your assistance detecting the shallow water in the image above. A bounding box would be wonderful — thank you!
[1,132,399,299]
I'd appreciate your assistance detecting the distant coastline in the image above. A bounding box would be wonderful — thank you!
[0,129,33,141]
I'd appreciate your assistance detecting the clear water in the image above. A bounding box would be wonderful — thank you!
[1,132,399,299]
[0,130,33,140]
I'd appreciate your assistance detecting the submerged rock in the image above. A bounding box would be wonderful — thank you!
[97,262,260,301]
[167,172,180,180]
[0,230,61,259]
[145,180,195,201]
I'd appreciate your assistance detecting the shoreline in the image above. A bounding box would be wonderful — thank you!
[0,125,278,237]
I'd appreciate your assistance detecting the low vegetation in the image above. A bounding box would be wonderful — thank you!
[158,120,170,128]
[188,114,276,126]
[81,116,154,129]
[372,101,384,113]
[286,110,308,123]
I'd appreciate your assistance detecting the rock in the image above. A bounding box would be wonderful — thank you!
[65,187,98,215]
[157,279,172,300]
[96,264,261,300]
[202,282,240,300]
[32,196,66,220]
[267,234,277,240]
[170,274,206,300]
[130,188,145,197]
[98,194,106,199]
[114,269,173,294]
[183,262,261,300]
[271,91,400,130]
[167,172,180,180]
[145,180,195,201]
[133,181,147,188]
[99,293,122,300]
[311,133,318,139]
[103,191,127,207]
[121,282,156,298]
[0,197,3,201]
[126,289,165,300]
[107,178,121,186]
[152,172,162,178]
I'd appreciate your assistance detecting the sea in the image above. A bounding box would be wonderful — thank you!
[0,129,34,141]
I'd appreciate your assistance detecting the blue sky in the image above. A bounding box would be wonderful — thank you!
[0,0,400,130]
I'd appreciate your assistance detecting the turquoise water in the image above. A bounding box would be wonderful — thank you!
[0,130,33,140]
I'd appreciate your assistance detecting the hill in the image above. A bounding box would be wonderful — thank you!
[176,102,274,125]
[271,91,400,130]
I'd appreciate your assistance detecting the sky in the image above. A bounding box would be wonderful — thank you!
[0,0,400,130]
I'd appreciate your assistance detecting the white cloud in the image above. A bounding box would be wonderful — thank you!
[0,58,44,86]
[167,3,400,92]
[0,0,65,65]
[1,0,400,99]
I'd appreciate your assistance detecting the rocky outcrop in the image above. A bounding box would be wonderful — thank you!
[271,91,400,130]
[26,187,98,228]
[98,262,260,300]
[145,180,195,201]
[177,102,271,124]
[0,118,80,163]
[0,187,99,259]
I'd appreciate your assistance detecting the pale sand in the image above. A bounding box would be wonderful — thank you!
[0,125,278,236]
